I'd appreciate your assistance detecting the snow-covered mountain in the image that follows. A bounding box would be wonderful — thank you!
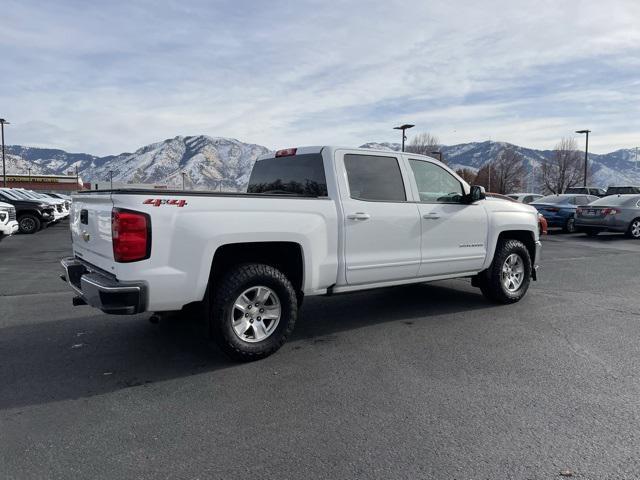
[359,140,640,189]
[4,136,639,191]
[5,136,270,191]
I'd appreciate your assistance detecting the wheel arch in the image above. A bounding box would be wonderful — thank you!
[17,209,43,219]
[207,241,305,301]
[483,229,537,278]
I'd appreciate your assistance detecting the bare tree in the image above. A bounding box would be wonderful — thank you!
[406,132,443,162]
[474,162,496,192]
[455,168,477,184]
[541,138,587,194]
[473,148,525,194]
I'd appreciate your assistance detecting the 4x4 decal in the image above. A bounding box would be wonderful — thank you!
[143,198,188,207]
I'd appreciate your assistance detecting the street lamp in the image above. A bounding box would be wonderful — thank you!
[431,151,443,162]
[576,129,591,187]
[181,172,186,190]
[0,118,10,188]
[28,168,31,183]
[108,170,113,190]
[393,124,414,152]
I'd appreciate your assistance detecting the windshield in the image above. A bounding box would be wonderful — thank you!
[533,195,573,204]
[591,195,640,206]
[18,190,40,199]
[7,189,31,199]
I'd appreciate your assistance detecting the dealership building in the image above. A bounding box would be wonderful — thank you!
[2,173,87,192]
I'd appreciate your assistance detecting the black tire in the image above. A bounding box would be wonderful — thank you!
[210,263,297,361]
[18,214,41,234]
[626,218,640,239]
[478,239,532,304]
[563,215,577,233]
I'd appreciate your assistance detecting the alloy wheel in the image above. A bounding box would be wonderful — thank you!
[230,286,281,343]
[501,253,525,292]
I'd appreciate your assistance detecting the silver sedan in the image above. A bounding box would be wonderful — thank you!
[575,194,640,238]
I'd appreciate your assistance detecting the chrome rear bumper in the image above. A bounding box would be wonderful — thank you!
[60,257,147,315]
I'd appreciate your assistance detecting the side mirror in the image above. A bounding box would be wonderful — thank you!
[466,185,486,203]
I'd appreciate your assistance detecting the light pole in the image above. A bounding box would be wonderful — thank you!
[393,124,414,152]
[109,170,113,190]
[576,129,590,187]
[28,168,31,183]
[1,118,9,187]
[181,172,186,190]
[431,151,443,163]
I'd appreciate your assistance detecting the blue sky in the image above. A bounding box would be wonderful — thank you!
[1,0,639,155]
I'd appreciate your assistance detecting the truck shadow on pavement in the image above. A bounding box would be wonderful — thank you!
[1,281,493,410]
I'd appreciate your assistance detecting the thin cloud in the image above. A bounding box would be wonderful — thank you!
[0,0,638,155]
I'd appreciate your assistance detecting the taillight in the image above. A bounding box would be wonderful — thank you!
[112,209,151,262]
[275,148,297,157]
[602,208,620,216]
[576,207,583,216]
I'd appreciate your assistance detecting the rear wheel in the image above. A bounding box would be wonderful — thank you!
[210,263,297,361]
[563,216,576,233]
[18,214,41,234]
[627,219,640,239]
[478,239,532,304]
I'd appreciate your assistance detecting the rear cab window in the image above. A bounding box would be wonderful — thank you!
[247,153,328,196]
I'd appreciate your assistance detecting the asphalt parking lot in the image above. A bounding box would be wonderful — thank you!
[2,222,640,479]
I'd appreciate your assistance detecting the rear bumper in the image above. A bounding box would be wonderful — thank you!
[575,217,628,232]
[60,257,147,315]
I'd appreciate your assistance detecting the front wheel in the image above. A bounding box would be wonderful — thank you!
[210,263,298,361]
[478,239,532,304]
[18,214,41,234]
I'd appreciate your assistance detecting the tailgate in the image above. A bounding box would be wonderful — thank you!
[70,193,117,273]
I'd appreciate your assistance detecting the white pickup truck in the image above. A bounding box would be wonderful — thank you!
[61,146,540,360]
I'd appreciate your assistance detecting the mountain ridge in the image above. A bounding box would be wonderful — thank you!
[5,136,640,191]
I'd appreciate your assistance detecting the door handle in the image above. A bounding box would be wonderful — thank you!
[347,212,371,220]
[422,213,441,220]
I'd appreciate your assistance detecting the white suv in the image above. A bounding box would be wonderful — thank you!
[0,201,19,238]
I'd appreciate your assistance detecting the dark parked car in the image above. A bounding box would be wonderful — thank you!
[565,186,606,197]
[605,186,640,196]
[530,194,599,233]
[575,194,640,238]
[0,189,55,234]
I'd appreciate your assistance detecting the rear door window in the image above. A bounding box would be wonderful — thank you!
[344,154,406,202]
